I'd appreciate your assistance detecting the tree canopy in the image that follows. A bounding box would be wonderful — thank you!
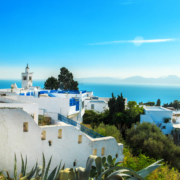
[58,67,78,90]
[126,122,180,170]
[44,76,59,90]
[138,101,155,106]
[156,99,161,106]
[44,67,79,90]
[112,100,143,136]
[163,100,180,110]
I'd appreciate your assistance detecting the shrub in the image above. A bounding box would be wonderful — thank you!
[83,110,109,128]
[122,148,156,172]
[83,110,100,125]
[93,123,124,143]
[146,165,180,180]
[0,172,5,180]
[38,115,51,126]
[163,118,171,123]
[122,147,180,180]
[126,122,180,170]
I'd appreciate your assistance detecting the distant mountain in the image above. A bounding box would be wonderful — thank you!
[76,75,180,85]
[75,77,123,84]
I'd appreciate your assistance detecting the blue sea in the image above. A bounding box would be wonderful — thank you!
[0,80,180,105]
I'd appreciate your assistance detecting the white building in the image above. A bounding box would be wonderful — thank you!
[140,106,180,135]
[0,65,124,178]
[21,64,33,89]
[84,93,128,113]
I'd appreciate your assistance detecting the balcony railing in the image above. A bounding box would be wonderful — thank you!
[58,114,77,126]
[80,124,104,138]
[58,114,104,138]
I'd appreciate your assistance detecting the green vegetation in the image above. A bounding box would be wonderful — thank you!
[139,101,155,106]
[83,93,144,138]
[83,109,109,128]
[82,93,180,178]
[44,76,59,90]
[38,115,51,126]
[163,118,171,123]
[58,67,78,90]
[156,99,161,106]
[126,122,180,171]
[0,154,64,180]
[108,95,144,138]
[93,123,124,143]
[108,93,125,120]
[122,148,180,180]
[0,153,162,180]
[44,67,78,90]
[92,122,180,179]
[163,100,180,110]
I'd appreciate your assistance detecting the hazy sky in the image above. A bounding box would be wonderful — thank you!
[0,0,180,80]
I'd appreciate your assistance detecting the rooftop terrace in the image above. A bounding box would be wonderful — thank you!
[145,106,172,111]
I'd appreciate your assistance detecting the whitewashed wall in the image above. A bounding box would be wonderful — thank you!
[0,97,38,123]
[140,107,174,135]
[0,89,11,92]
[86,101,108,113]
[144,107,173,122]
[7,96,84,122]
[0,108,124,178]
[6,96,70,117]
[86,91,93,97]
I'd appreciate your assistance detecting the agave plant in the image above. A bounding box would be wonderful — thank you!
[1,154,162,180]
[2,154,64,180]
[57,155,162,180]
[90,155,122,179]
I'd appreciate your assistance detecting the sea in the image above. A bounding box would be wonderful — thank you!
[0,80,180,105]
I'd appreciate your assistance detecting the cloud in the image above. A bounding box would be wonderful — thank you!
[88,38,175,46]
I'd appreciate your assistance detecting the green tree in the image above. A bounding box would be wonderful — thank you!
[156,99,161,106]
[173,100,180,110]
[112,112,131,134]
[115,93,125,113]
[163,103,169,107]
[44,76,59,90]
[58,67,78,90]
[126,101,144,121]
[139,102,144,105]
[108,93,116,120]
[112,101,143,138]
[126,122,180,170]
[93,123,124,143]
[83,110,99,125]
[83,109,110,128]
[169,102,173,107]
[145,101,155,106]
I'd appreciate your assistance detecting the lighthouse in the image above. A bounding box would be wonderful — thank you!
[21,64,33,89]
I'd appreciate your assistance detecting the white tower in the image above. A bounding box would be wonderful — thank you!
[21,64,33,89]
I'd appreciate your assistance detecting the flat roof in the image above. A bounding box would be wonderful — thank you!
[89,100,106,103]
[173,124,180,129]
[144,106,172,111]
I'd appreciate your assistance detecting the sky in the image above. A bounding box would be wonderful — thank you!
[0,0,180,80]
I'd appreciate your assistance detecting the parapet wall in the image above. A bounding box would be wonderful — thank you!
[5,96,70,116]
[0,97,39,123]
[0,108,124,178]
